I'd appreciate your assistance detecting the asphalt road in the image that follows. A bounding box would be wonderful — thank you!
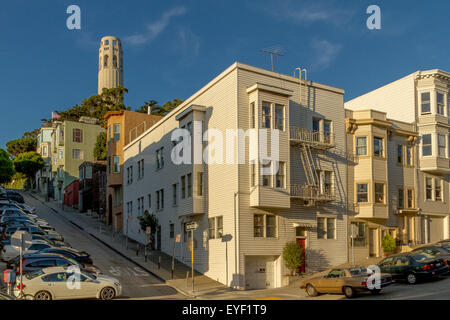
[1,193,186,300]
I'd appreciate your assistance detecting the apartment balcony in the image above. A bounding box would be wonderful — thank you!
[250,186,291,209]
[289,126,335,149]
[177,195,205,217]
[420,156,450,174]
[290,184,335,202]
[352,203,388,219]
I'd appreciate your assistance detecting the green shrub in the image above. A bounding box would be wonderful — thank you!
[382,233,396,253]
[283,241,305,275]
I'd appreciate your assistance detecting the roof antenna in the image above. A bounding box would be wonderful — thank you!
[260,45,284,72]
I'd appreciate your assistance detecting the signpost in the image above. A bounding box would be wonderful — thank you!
[172,234,181,279]
[350,224,358,266]
[185,222,198,293]
[11,231,33,298]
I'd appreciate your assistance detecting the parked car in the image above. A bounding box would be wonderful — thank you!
[39,225,56,232]
[13,267,121,300]
[378,252,448,284]
[1,239,55,261]
[14,203,37,214]
[13,253,101,275]
[412,245,450,271]
[2,234,69,252]
[2,225,47,239]
[6,191,24,203]
[301,266,394,298]
[37,247,93,265]
[0,291,18,300]
[0,207,38,219]
[438,240,450,249]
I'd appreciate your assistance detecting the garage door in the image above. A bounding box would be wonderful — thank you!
[429,216,444,243]
[245,256,276,290]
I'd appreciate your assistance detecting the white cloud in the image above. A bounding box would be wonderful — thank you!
[124,7,187,45]
[265,0,354,26]
[178,28,200,56]
[310,39,342,70]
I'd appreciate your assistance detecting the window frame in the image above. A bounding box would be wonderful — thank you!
[356,183,369,203]
[373,137,384,157]
[422,134,432,157]
[355,136,367,156]
[421,92,431,114]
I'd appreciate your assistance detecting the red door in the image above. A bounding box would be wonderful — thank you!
[296,238,306,273]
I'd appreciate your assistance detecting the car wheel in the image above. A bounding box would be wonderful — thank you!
[34,291,52,300]
[370,289,381,295]
[406,273,417,285]
[100,287,116,300]
[305,284,318,297]
[343,286,355,299]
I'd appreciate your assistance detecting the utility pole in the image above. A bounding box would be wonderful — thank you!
[191,229,194,293]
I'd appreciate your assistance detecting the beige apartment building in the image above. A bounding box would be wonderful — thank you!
[345,69,450,257]
[122,62,351,290]
[346,109,420,259]
[105,110,162,232]
[35,126,55,197]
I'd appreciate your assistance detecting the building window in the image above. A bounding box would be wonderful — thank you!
[406,146,413,166]
[438,134,446,157]
[275,162,286,188]
[172,183,178,206]
[197,172,203,196]
[421,92,431,114]
[59,149,64,159]
[208,218,215,239]
[169,224,174,239]
[137,159,144,179]
[426,177,433,200]
[323,120,332,144]
[181,176,186,199]
[113,156,120,173]
[261,161,271,187]
[127,165,133,184]
[250,102,255,129]
[261,102,271,129]
[73,129,83,143]
[435,179,442,201]
[356,137,367,156]
[43,146,47,157]
[437,92,445,115]
[113,124,121,141]
[187,173,192,197]
[156,147,164,169]
[137,197,144,216]
[274,104,284,131]
[253,214,264,238]
[375,183,385,204]
[407,189,414,208]
[266,215,276,238]
[253,214,276,238]
[398,187,404,209]
[312,118,320,133]
[373,137,383,157]
[397,145,403,164]
[251,164,256,187]
[216,216,223,238]
[357,183,368,203]
[72,149,83,160]
[156,189,164,210]
[317,217,336,240]
[422,134,432,156]
[350,222,366,247]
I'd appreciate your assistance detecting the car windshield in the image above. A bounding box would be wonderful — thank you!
[25,269,45,280]
[410,253,433,262]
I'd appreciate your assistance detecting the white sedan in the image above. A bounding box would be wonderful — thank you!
[14,267,122,300]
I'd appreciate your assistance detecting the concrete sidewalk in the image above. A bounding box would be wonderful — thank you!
[26,192,230,298]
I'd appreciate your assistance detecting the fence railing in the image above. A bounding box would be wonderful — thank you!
[290,126,335,147]
[290,184,335,201]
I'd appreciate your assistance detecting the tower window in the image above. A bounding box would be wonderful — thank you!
[113,55,118,68]
[104,55,108,67]
[105,40,109,45]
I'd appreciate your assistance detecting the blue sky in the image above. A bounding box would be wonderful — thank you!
[1,0,449,149]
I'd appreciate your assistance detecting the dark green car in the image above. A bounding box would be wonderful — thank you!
[378,252,448,284]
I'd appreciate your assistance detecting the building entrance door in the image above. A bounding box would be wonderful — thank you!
[369,228,378,257]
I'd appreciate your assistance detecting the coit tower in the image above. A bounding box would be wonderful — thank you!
[98,36,123,94]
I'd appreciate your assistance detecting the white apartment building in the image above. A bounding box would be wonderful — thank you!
[345,69,450,244]
[123,62,351,290]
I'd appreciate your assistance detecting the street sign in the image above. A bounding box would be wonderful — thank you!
[185,222,198,231]
[175,234,181,243]
[11,231,32,251]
